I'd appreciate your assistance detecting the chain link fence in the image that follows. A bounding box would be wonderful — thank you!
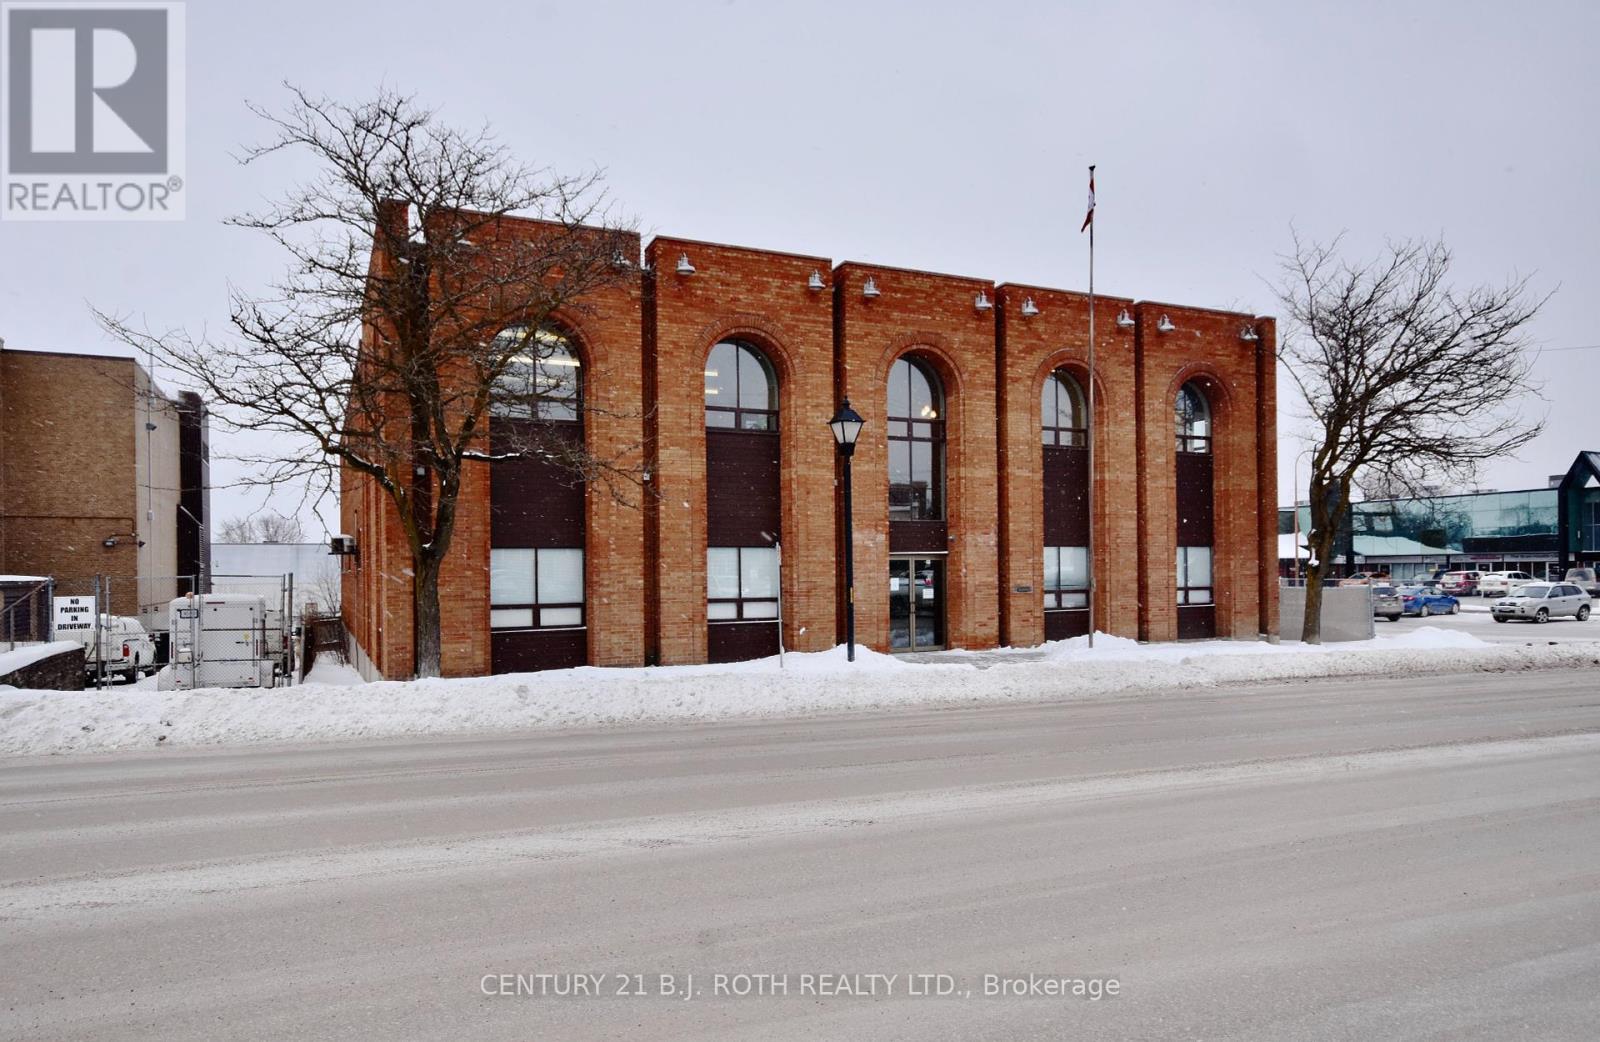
[1,578,55,651]
[9,573,299,688]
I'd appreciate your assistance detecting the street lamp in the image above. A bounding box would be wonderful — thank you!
[828,399,865,661]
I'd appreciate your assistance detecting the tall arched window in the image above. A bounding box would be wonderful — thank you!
[888,357,945,521]
[705,340,781,662]
[1175,381,1215,635]
[705,340,777,432]
[1042,369,1090,638]
[1041,369,1087,447]
[1175,381,1211,454]
[489,325,582,422]
[486,325,587,671]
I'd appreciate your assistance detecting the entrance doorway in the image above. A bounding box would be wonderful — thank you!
[889,557,945,651]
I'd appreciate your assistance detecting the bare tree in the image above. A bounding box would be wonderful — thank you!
[1276,232,1547,642]
[217,513,305,543]
[216,516,255,544]
[98,87,640,677]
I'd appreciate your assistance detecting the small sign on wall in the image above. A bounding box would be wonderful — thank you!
[1013,584,1034,594]
[53,595,96,637]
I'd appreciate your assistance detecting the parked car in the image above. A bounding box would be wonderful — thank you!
[1478,571,1536,597]
[1490,583,1592,624]
[1563,568,1600,598]
[1397,586,1459,618]
[58,614,156,682]
[1371,585,1403,622]
[1339,572,1388,587]
[1440,570,1482,597]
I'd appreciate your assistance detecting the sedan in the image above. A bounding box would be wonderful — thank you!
[1371,586,1403,622]
[1397,586,1459,618]
[1491,583,1593,624]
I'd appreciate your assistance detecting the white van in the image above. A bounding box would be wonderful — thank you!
[57,614,156,683]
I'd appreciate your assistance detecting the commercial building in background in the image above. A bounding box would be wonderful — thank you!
[0,345,210,630]
[1277,451,1600,582]
[342,215,1279,679]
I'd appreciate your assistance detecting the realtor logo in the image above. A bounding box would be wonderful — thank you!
[1,2,185,219]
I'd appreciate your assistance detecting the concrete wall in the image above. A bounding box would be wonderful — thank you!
[1279,585,1376,643]
[133,365,182,630]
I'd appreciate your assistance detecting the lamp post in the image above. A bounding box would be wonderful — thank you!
[828,400,865,661]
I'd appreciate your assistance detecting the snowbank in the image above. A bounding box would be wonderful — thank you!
[1,630,1595,756]
[0,641,80,679]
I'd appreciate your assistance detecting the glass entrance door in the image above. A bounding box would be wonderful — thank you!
[889,557,945,651]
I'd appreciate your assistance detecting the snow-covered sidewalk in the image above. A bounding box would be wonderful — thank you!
[2,628,1596,756]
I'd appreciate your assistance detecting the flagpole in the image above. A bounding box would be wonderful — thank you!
[1086,164,1096,649]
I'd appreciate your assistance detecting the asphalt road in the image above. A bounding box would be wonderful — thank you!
[3,667,1599,1041]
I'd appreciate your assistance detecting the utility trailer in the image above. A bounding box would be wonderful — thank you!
[159,593,278,690]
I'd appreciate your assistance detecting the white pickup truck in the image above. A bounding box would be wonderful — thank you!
[59,614,157,682]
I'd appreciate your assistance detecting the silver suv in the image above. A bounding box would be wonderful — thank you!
[1491,583,1593,624]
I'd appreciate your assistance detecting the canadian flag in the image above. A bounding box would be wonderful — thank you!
[1080,165,1096,232]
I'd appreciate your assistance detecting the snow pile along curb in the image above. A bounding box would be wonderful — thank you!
[1,629,1596,756]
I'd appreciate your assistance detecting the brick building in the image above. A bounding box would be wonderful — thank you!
[0,345,210,627]
[341,217,1277,679]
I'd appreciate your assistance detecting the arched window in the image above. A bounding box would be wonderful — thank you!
[888,356,945,521]
[1175,381,1211,454]
[489,326,582,422]
[1174,380,1216,634]
[487,324,587,666]
[705,340,777,431]
[1041,369,1087,447]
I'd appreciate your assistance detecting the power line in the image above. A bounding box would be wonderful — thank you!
[1538,344,1600,353]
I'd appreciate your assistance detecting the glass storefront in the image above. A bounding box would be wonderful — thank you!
[1281,490,1558,551]
[1279,487,1563,578]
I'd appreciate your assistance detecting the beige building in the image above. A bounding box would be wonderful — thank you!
[0,344,210,629]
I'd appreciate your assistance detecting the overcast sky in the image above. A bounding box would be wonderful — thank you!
[3,0,1596,536]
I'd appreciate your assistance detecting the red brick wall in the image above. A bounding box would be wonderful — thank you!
[995,287,1141,646]
[646,239,837,663]
[342,218,1279,678]
[1253,320,1280,638]
[340,216,648,678]
[834,263,1001,652]
[568,252,648,668]
[1134,303,1273,641]
[1,351,141,614]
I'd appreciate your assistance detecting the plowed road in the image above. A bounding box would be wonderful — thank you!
[4,668,1599,1040]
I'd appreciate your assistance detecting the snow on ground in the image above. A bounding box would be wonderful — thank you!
[1,630,1596,757]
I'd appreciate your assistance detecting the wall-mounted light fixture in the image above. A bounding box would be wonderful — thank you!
[611,248,631,270]
[1240,326,1260,342]
[675,253,695,276]
[1156,314,1176,333]
[974,290,992,312]
[1021,297,1040,317]
[862,276,880,299]
[1116,308,1135,328]
[808,270,826,291]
